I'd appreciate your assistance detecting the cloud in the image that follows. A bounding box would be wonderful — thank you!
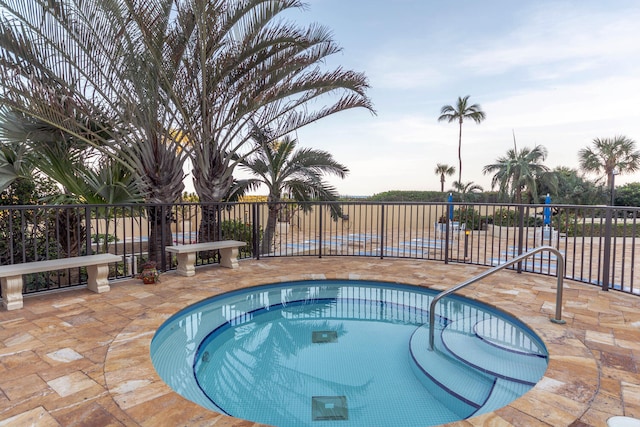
[366,53,449,90]
[460,3,640,79]
[484,75,640,128]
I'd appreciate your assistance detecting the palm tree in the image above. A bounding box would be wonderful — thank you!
[0,0,188,263]
[483,145,549,204]
[0,141,31,194]
[538,167,602,205]
[231,132,348,254]
[451,180,483,202]
[0,109,143,255]
[434,164,456,192]
[173,1,373,240]
[0,0,372,258]
[578,136,640,188]
[438,95,486,184]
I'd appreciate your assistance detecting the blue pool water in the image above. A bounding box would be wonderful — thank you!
[151,280,548,427]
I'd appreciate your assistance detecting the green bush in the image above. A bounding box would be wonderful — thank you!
[453,207,483,230]
[562,220,640,238]
[490,208,519,227]
[91,233,118,243]
[614,182,640,207]
[368,190,500,203]
[488,208,542,227]
[220,219,261,257]
[368,191,444,202]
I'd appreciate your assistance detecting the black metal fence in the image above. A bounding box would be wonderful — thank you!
[1,201,638,297]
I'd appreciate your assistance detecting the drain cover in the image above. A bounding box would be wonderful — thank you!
[312,330,337,343]
[312,396,348,421]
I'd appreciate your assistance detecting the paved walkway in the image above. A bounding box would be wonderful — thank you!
[0,257,639,426]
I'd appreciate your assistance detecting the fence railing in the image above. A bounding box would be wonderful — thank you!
[1,201,638,297]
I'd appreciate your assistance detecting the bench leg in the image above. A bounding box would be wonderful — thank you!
[219,247,239,269]
[1,276,24,310]
[86,264,111,293]
[176,252,196,277]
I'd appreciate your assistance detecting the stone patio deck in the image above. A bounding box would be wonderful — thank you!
[1,257,639,426]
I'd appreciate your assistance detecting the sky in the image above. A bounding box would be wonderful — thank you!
[258,0,640,196]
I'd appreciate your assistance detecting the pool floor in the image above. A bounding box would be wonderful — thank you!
[198,318,462,426]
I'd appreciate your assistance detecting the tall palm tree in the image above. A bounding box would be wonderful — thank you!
[483,145,549,204]
[434,163,456,192]
[578,136,640,188]
[438,95,486,184]
[231,132,348,254]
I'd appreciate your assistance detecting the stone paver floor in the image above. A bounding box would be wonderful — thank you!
[1,257,639,426]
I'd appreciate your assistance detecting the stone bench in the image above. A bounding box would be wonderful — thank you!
[166,240,246,277]
[0,253,123,311]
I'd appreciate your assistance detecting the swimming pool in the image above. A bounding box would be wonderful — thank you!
[151,280,548,427]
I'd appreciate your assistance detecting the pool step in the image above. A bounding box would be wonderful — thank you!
[441,317,548,385]
[409,324,494,413]
[474,378,532,415]
[410,314,549,418]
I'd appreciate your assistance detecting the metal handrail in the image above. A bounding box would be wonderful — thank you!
[428,245,565,351]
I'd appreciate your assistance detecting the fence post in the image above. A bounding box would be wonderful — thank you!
[85,206,92,256]
[516,205,525,273]
[160,204,167,272]
[318,205,323,258]
[216,203,223,241]
[601,206,613,291]
[253,203,260,260]
[444,204,451,264]
[379,205,385,259]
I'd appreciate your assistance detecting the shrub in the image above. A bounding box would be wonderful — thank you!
[560,217,640,238]
[488,208,542,228]
[91,233,118,244]
[490,208,519,227]
[453,207,483,230]
[220,219,262,257]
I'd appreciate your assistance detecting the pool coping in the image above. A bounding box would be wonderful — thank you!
[102,259,614,426]
[2,257,639,426]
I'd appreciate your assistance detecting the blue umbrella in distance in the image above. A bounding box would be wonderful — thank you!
[448,193,454,221]
[543,194,551,225]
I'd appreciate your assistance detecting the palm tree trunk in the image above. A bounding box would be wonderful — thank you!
[147,205,173,269]
[195,203,224,261]
[57,208,86,285]
[193,154,235,243]
[57,208,85,257]
[458,118,463,184]
[199,204,221,242]
[261,205,279,255]
[606,170,614,190]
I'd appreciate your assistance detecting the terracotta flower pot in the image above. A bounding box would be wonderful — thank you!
[142,276,156,285]
[141,268,158,284]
